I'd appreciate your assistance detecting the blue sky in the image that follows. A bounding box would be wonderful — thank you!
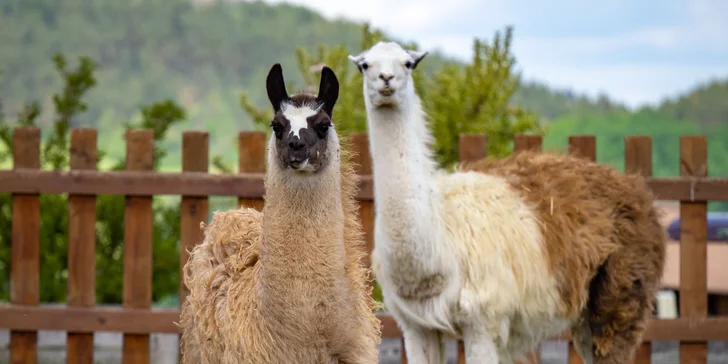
[266,0,728,109]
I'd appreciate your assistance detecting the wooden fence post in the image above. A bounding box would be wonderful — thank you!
[10,127,41,364]
[123,129,154,364]
[458,134,487,163]
[679,136,708,363]
[568,135,597,162]
[67,128,98,364]
[349,133,374,267]
[457,341,466,364]
[179,131,209,362]
[238,131,267,211]
[453,134,488,363]
[624,136,654,364]
[567,135,597,364]
[514,135,543,153]
[513,134,543,364]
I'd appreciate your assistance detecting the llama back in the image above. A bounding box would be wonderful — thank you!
[461,150,666,318]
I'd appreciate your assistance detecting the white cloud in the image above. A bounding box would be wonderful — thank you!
[685,0,728,51]
[413,35,473,60]
[266,0,476,40]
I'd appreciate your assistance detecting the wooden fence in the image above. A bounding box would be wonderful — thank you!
[1,127,727,364]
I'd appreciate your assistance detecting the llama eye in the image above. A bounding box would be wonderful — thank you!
[315,122,331,138]
[270,123,283,138]
[405,61,413,69]
[360,62,369,70]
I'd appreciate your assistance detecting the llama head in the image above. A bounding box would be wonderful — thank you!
[265,63,340,174]
[348,41,427,108]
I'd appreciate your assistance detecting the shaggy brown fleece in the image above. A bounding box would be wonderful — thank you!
[462,150,666,364]
[178,137,381,364]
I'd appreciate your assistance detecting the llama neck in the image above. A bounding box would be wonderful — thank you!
[258,146,348,319]
[261,166,346,278]
[366,88,444,264]
[366,91,439,193]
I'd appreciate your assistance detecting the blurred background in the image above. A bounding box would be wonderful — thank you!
[0,0,726,363]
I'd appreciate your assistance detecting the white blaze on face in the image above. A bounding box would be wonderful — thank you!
[281,102,319,138]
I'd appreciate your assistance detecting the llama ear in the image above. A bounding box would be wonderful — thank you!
[406,50,428,69]
[347,54,365,74]
[266,63,289,113]
[316,66,339,117]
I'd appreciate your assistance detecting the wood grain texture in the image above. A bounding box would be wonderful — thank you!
[679,136,708,364]
[10,127,41,364]
[67,128,97,364]
[513,134,544,364]
[238,131,266,210]
[0,306,727,340]
[568,135,597,162]
[179,131,209,363]
[350,133,374,266]
[566,135,597,364]
[122,129,154,364]
[458,134,487,163]
[0,170,726,201]
[625,136,653,364]
[514,135,543,152]
[179,131,209,305]
[457,340,465,364]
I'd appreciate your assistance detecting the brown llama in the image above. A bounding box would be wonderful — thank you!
[179,63,381,364]
[347,41,666,364]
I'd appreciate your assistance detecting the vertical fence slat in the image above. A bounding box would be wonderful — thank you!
[238,131,266,211]
[179,131,209,301]
[10,127,41,364]
[567,135,597,364]
[455,134,487,364]
[514,135,543,153]
[679,136,708,363]
[179,131,209,363]
[458,134,487,163]
[349,133,374,267]
[457,340,466,364]
[67,128,98,364]
[625,136,653,364]
[568,135,597,162]
[122,129,154,364]
[513,135,544,364]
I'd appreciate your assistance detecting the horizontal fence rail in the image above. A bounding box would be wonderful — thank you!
[1,127,728,364]
[1,169,727,201]
[0,306,727,342]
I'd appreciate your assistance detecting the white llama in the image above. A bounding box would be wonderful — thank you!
[348,42,665,364]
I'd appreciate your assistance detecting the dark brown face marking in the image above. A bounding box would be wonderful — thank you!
[265,63,339,173]
[269,95,333,173]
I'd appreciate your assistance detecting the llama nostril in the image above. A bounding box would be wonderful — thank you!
[379,73,394,82]
[288,138,305,150]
